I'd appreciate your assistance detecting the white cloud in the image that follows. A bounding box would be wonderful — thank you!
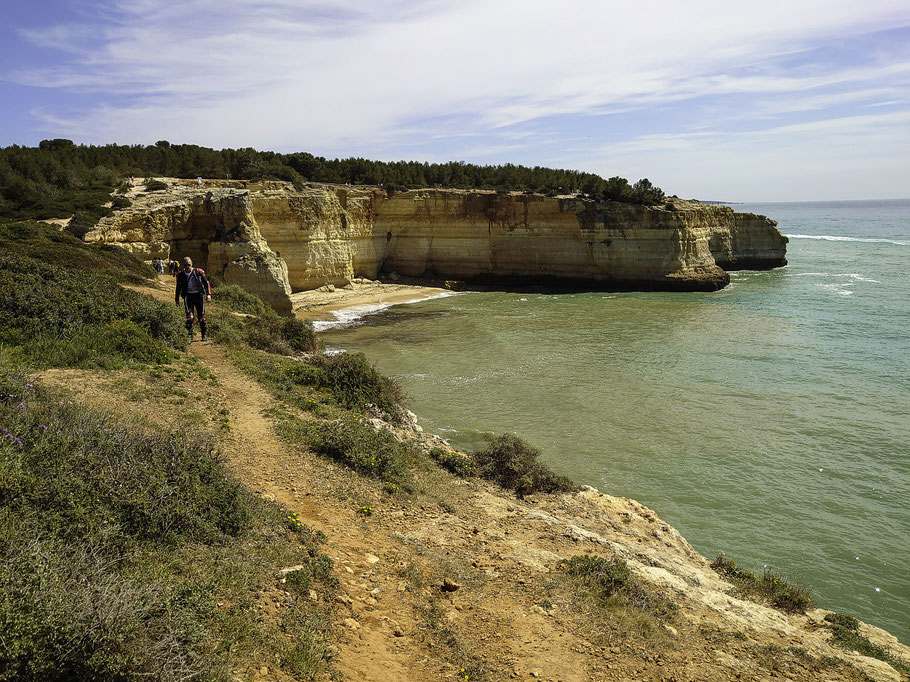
[588,111,910,201]
[9,0,910,198]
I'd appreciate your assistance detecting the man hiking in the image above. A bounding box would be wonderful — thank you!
[175,257,211,342]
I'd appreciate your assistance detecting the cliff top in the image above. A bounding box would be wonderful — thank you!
[115,176,725,212]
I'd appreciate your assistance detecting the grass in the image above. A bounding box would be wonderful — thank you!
[543,553,676,650]
[0,370,337,679]
[823,612,910,676]
[473,434,577,498]
[711,555,812,614]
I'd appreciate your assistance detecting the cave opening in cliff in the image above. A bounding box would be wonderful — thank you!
[169,238,210,275]
[168,212,216,275]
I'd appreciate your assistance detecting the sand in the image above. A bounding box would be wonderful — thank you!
[291,281,453,324]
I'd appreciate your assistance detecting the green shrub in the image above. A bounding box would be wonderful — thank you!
[0,389,248,543]
[824,612,860,630]
[0,219,153,281]
[472,434,577,498]
[711,556,812,614]
[312,352,406,422]
[561,554,677,620]
[110,195,132,209]
[430,446,477,477]
[278,414,416,491]
[823,612,910,674]
[212,282,272,317]
[205,306,246,346]
[64,211,98,239]
[281,317,322,353]
[209,285,323,355]
[243,315,293,355]
[563,555,631,597]
[144,179,168,191]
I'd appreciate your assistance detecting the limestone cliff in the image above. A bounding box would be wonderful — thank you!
[86,180,787,312]
[85,184,293,314]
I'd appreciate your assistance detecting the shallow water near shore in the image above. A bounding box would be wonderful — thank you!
[320,199,910,644]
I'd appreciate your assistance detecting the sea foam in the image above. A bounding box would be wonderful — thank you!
[786,234,910,246]
[312,291,461,331]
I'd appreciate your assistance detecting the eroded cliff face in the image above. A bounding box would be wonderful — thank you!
[85,184,294,314]
[86,180,787,312]
[374,192,731,290]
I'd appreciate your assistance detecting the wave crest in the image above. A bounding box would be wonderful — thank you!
[786,234,909,246]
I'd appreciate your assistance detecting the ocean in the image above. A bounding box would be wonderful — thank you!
[319,199,910,644]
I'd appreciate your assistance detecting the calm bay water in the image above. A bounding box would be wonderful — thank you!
[321,199,910,643]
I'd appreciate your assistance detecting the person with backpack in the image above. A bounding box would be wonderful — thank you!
[175,257,212,342]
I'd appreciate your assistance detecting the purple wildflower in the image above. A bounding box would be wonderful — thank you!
[26,383,33,388]
[4,434,12,440]
[14,439,22,446]
[41,424,48,430]
[17,402,24,408]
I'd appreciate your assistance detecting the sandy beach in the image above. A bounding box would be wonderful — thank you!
[291,280,454,327]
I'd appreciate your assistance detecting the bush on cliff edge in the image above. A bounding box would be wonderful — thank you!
[473,433,577,498]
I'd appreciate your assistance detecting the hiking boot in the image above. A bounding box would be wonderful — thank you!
[201,333,207,342]
[188,333,194,343]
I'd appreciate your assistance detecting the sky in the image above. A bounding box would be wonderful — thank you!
[1,0,909,201]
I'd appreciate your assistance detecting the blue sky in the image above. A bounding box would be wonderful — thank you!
[2,0,909,201]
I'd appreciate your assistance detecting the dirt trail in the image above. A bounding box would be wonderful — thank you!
[187,341,435,681]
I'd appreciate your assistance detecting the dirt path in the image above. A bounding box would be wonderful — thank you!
[187,341,436,681]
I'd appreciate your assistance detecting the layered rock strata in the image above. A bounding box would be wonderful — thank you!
[86,180,788,313]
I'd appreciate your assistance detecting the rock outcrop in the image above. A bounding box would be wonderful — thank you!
[86,180,788,312]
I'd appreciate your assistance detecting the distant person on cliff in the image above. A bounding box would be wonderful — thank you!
[175,257,211,342]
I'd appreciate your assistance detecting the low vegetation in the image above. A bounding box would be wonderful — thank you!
[222,340,408,424]
[276,413,420,493]
[310,352,406,422]
[561,555,678,621]
[143,178,168,191]
[823,613,910,675]
[429,446,477,477]
[208,283,322,356]
[472,433,577,498]
[0,370,336,679]
[710,555,812,614]
[0,222,185,369]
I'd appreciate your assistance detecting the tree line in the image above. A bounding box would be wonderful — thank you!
[0,139,667,226]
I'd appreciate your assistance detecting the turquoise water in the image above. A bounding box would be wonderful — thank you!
[320,200,910,643]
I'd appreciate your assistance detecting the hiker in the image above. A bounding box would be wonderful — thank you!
[175,257,211,342]
[169,259,179,276]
